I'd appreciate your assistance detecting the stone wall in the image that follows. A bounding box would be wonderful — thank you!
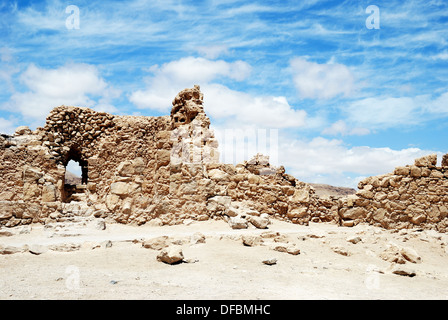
[0,85,447,233]
[337,154,448,232]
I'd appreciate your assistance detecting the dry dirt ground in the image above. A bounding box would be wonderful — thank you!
[1,217,448,300]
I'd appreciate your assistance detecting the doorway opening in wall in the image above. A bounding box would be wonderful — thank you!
[63,147,88,203]
[65,160,82,185]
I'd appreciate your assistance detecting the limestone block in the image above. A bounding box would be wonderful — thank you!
[409,166,422,178]
[247,215,269,229]
[414,154,437,167]
[340,207,367,220]
[287,207,308,219]
[106,194,121,211]
[23,166,44,182]
[290,188,310,203]
[228,217,248,229]
[41,184,56,202]
[156,246,184,264]
[442,154,448,167]
[394,166,410,176]
[208,169,229,181]
[23,182,40,201]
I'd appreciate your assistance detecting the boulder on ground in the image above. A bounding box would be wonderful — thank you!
[156,246,184,264]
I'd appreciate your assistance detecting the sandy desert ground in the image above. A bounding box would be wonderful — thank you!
[1,216,448,300]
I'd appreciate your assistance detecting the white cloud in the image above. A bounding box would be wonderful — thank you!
[344,96,421,128]
[129,57,252,112]
[0,117,16,135]
[290,57,355,99]
[196,45,229,59]
[343,92,448,130]
[204,84,307,128]
[431,50,448,60]
[129,56,307,129]
[0,47,19,91]
[322,120,370,136]
[278,135,439,188]
[3,63,119,125]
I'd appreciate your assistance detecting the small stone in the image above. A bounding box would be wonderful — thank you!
[228,217,248,229]
[242,234,263,247]
[94,219,106,230]
[156,246,184,264]
[190,232,206,245]
[332,246,351,256]
[392,267,416,277]
[28,244,48,255]
[262,258,277,265]
[102,240,113,248]
[247,215,269,229]
[142,236,170,250]
[347,236,362,244]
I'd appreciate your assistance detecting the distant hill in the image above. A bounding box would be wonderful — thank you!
[309,183,356,197]
[65,171,82,185]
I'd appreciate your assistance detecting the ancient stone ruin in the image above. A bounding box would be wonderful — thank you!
[1,85,448,232]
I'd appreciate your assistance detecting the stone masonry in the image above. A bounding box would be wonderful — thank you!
[1,85,448,232]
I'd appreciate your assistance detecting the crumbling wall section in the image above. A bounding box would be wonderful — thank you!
[1,85,447,233]
[337,154,448,232]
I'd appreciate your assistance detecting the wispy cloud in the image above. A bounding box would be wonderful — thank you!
[1,62,120,126]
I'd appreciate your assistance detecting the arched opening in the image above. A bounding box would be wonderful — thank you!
[63,146,88,203]
[65,160,82,185]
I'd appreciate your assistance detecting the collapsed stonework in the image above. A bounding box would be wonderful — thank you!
[1,85,448,232]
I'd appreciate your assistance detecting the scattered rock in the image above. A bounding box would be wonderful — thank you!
[242,234,264,247]
[0,230,13,237]
[28,244,48,255]
[157,246,184,264]
[228,217,248,229]
[271,243,300,255]
[102,240,113,248]
[380,243,421,264]
[142,236,170,250]
[182,258,199,264]
[190,232,206,245]
[94,219,106,230]
[332,246,351,256]
[262,258,277,265]
[0,245,22,255]
[347,236,362,244]
[391,266,416,277]
[247,215,269,229]
[49,243,81,252]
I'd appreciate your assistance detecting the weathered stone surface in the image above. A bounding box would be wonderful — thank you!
[262,258,277,265]
[15,126,32,136]
[414,154,437,167]
[242,234,264,247]
[156,246,184,264]
[0,245,22,255]
[380,243,421,264]
[228,217,248,229]
[143,236,170,250]
[442,154,448,167]
[394,166,410,176]
[28,244,48,255]
[339,207,367,220]
[247,215,269,229]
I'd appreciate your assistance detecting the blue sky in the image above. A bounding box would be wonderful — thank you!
[0,0,447,187]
